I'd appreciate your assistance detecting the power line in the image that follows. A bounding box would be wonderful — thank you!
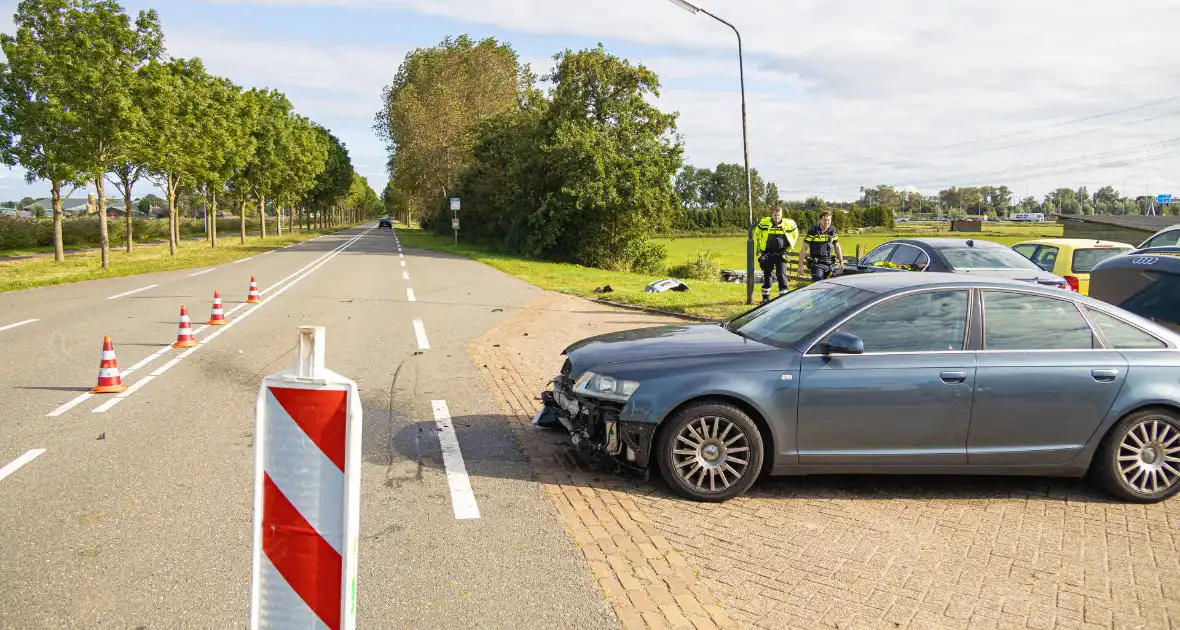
[779,93,1180,170]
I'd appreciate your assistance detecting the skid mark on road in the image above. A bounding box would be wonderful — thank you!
[431,400,480,520]
[106,284,158,300]
[0,319,38,333]
[0,449,46,482]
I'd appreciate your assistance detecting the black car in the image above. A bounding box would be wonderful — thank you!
[1089,246,1180,333]
[378,217,393,229]
[845,237,1071,289]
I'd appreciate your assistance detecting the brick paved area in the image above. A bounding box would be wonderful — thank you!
[469,291,1180,630]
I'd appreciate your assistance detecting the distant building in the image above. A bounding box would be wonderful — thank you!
[1056,214,1180,246]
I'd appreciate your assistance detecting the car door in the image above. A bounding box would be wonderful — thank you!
[968,290,1128,466]
[797,289,975,465]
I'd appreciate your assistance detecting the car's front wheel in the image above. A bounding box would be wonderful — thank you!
[1093,408,1180,503]
[655,401,764,502]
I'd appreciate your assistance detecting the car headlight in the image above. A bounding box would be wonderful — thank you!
[573,371,640,402]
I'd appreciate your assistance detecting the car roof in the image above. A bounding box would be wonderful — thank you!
[1014,238,1135,248]
[891,237,1006,249]
[827,270,1039,293]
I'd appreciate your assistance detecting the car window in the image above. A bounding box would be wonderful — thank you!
[828,290,970,353]
[861,245,896,266]
[1083,307,1167,349]
[941,246,1044,270]
[728,283,874,347]
[1111,271,1180,333]
[888,244,931,270]
[1071,247,1132,273]
[1030,246,1059,272]
[1012,244,1038,260]
[982,291,1094,350]
[1142,228,1180,249]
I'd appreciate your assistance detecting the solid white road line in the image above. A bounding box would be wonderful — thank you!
[47,394,91,417]
[431,400,480,520]
[402,270,410,280]
[188,268,216,277]
[90,229,373,413]
[106,284,158,300]
[0,449,46,483]
[413,318,430,351]
[0,319,38,333]
[406,288,416,302]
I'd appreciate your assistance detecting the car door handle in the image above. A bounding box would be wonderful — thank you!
[940,371,967,383]
[1091,368,1119,382]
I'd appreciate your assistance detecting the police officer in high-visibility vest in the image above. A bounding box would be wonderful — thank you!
[799,210,844,281]
[754,204,799,303]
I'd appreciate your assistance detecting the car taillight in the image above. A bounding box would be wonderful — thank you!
[1062,276,1079,291]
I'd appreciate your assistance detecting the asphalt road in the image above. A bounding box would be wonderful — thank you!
[0,224,616,628]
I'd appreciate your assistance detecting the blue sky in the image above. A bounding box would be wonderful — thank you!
[1,0,1179,203]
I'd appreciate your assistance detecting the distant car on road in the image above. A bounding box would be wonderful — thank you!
[844,237,1072,290]
[536,273,1180,503]
[378,217,393,229]
[1011,238,1134,295]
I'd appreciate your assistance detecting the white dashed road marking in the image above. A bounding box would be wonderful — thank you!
[413,318,429,350]
[106,284,158,300]
[0,449,46,483]
[400,259,405,267]
[431,400,480,520]
[0,319,37,333]
[188,268,216,277]
[402,270,409,280]
[406,288,416,302]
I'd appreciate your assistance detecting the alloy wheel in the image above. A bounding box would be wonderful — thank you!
[672,416,750,493]
[1117,418,1180,494]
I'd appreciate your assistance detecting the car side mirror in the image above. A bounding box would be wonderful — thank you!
[823,331,864,355]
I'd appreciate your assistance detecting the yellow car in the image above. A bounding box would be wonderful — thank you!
[1011,238,1134,295]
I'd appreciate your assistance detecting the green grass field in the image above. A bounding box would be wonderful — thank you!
[0,226,358,293]
[658,221,1064,269]
[395,221,1067,321]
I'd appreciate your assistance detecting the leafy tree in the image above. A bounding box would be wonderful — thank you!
[375,34,533,229]
[0,0,94,262]
[199,75,256,247]
[278,115,328,233]
[50,0,163,268]
[304,125,352,228]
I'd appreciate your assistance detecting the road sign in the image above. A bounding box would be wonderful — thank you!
[449,197,460,211]
[1157,194,1173,204]
[250,326,362,630]
[452,217,459,230]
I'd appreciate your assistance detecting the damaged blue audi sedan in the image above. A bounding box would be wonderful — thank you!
[535,273,1180,503]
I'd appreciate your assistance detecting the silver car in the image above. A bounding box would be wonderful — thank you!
[536,273,1180,503]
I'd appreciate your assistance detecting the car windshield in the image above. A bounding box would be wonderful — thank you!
[1072,247,1131,273]
[940,246,1042,270]
[1142,228,1180,249]
[727,283,874,347]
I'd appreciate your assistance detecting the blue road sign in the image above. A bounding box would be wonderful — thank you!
[1157,194,1172,204]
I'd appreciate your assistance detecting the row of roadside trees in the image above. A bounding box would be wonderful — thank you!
[0,0,380,267]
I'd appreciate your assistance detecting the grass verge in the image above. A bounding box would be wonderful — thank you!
[395,227,755,320]
[0,225,359,293]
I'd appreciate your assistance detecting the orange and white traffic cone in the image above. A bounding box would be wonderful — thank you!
[207,290,228,325]
[91,336,128,394]
[246,275,261,304]
[173,305,197,348]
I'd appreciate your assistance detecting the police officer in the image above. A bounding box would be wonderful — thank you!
[799,210,844,281]
[754,204,799,303]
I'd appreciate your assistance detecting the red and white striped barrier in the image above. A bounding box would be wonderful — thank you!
[250,326,362,630]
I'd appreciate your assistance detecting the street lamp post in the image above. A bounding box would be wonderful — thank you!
[666,0,757,304]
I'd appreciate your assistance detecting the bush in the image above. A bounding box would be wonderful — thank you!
[667,249,720,281]
[0,215,261,251]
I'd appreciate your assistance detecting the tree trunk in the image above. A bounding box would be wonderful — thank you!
[95,177,110,269]
[259,196,266,238]
[51,182,64,262]
[123,178,134,253]
[239,199,248,244]
[210,192,218,248]
[276,203,282,236]
[167,177,177,256]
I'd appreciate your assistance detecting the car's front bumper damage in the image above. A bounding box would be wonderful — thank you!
[535,367,655,470]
